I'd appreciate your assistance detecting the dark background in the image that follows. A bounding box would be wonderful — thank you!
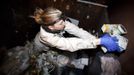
[108,0,134,75]
[0,0,134,75]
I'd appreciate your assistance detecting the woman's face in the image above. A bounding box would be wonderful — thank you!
[47,20,65,32]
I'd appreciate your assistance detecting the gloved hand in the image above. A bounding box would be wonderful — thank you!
[100,34,120,52]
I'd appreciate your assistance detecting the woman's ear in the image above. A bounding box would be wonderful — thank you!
[48,26,54,30]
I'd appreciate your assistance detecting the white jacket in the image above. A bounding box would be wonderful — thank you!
[35,21,97,52]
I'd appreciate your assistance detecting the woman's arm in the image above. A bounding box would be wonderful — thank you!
[39,27,98,52]
[64,21,96,40]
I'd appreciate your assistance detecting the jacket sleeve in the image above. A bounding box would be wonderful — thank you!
[64,21,96,40]
[39,27,97,52]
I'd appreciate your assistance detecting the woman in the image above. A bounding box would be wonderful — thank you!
[31,7,120,52]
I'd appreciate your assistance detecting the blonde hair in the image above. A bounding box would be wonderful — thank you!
[31,7,62,25]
